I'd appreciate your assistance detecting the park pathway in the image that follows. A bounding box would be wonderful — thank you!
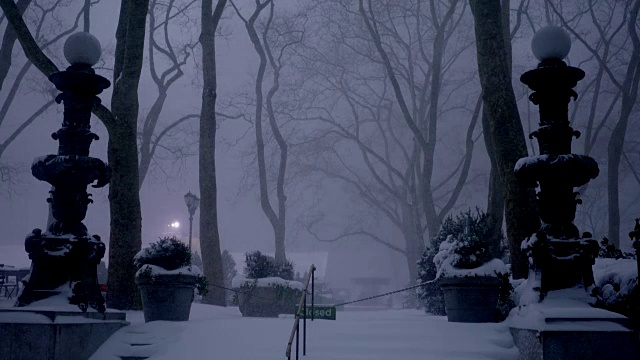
[90,304,517,360]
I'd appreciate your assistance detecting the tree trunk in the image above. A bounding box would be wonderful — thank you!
[138,90,168,187]
[607,74,640,247]
[402,203,421,285]
[106,0,149,310]
[482,0,509,244]
[469,0,539,279]
[607,1,640,248]
[403,232,419,287]
[274,223,286,265]
[402,204,421,307]
[199,0,227,306]
[482,106,506,254]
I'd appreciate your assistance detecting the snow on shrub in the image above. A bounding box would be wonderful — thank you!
[433,209,504,273]
[244,250,294,280]
[597,237,635,260]
[417,209,513,319]
[234,251,300,312]
[594,258,639,327]
[134,236,191,271]
[134,236,208,296]
[417,215,456,315]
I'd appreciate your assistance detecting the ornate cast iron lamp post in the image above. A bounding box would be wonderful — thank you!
[515,26,600,297]
[16,32,111,313]
[184,191,199,251]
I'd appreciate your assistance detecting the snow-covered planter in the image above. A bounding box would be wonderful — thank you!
[232,251,301,317]
[433,210,510,323]
[232,276,303,317]
[134,237,207,322]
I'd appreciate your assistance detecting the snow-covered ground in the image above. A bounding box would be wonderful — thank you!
[88,304,517,360]
[4,259,632,359]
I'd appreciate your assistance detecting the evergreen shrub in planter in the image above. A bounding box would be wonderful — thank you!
[233,251,301,317]
[134,236,207,322]
[418,209,513,322]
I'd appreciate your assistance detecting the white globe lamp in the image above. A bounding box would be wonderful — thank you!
[531,25,571,61]
[63,32,102,66]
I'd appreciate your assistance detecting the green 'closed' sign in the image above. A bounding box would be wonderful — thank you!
[296,306,336,320]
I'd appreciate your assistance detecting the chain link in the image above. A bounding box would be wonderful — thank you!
[208,279,438,308]
[331,279,436,308]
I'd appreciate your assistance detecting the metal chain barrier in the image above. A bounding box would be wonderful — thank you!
[207,278,437,308]
[331,279,437,308]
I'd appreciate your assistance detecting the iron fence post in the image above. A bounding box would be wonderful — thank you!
[303,293,307,355]
[296,321,300,360]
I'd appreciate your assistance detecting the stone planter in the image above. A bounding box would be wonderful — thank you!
[238,286,280,317]
[237,285,301,318]
[439,276,501,323]
[136,273,195,322]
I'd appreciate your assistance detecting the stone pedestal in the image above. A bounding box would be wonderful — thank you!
[0,308,128,360]
[511,27,638,360]
[511,327,638,360]
[508,290,639,360]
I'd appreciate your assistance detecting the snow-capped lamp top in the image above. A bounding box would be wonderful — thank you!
[531,25,571,61]
[63,32,101,66]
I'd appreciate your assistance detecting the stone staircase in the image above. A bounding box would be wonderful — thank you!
[90,320,188,359]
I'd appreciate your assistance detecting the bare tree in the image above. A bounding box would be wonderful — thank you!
[138,0,198,187]
[199,0,228,306]
[105,0,149,310]
[357,0,468,239]
[230,0,304,264]
[293,0,482,285]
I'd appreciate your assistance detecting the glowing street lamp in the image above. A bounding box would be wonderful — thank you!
[184,191,200,250]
